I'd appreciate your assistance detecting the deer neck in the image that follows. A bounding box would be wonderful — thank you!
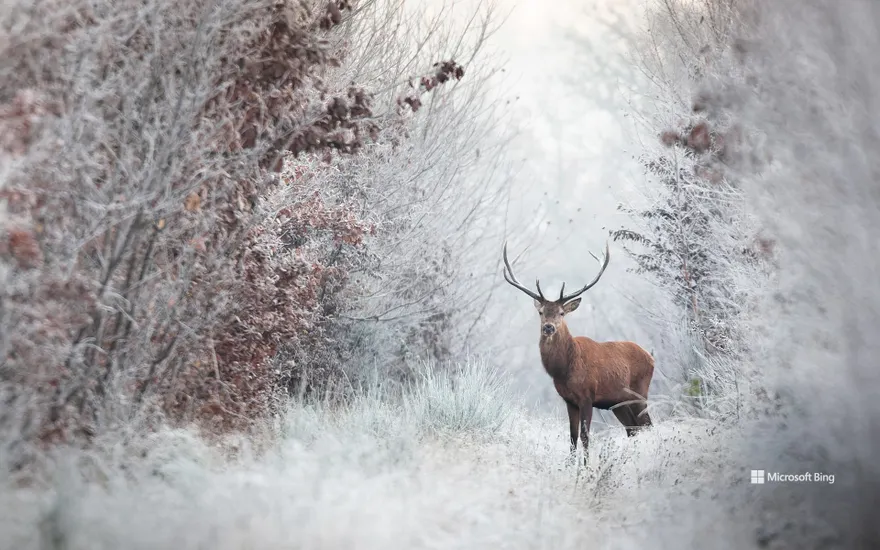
[539,323,576,380]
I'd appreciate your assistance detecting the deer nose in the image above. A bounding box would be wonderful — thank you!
[542,323,556,335]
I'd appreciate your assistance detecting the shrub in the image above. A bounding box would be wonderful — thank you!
[0,0,479,455]
[404,358,513,438]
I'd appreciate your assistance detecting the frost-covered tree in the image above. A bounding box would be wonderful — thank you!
[613,0,771,416]
[0,0,507,453]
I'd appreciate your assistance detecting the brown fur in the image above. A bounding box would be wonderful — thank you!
[534,298,655,465]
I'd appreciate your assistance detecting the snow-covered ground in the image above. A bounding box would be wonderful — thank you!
[0,360,757,549]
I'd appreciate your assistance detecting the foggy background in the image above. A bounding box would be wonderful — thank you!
[454,0,670,412]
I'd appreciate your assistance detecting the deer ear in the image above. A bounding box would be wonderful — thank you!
[562,298,581,314]
[533,299,543,311]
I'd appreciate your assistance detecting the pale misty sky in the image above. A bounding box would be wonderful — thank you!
[480,0,671,410]
[421,0,670,412]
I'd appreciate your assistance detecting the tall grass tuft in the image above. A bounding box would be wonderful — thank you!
[405,358,513,438]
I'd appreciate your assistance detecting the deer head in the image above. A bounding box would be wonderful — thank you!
[502,240,610,338]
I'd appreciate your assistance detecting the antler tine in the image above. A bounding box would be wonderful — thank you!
[558,239,611,303]
[502,241,544,301]
[558,282,566,302]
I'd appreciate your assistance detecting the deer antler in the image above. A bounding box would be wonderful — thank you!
[557,240,611,303]
[502,241,545,301]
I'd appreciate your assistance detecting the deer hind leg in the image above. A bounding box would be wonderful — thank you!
[612,405,639,437]
[630,400,653,429]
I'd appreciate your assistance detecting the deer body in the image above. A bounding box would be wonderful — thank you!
[541,329,653,408]
[502,240,654,465]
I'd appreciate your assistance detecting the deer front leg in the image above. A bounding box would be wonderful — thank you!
[565,401,579,464]
[579,399,594,467]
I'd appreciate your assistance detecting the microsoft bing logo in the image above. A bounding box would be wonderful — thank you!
[748,469,834,484]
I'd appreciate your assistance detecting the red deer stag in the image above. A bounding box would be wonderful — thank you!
[502,240,654,465]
